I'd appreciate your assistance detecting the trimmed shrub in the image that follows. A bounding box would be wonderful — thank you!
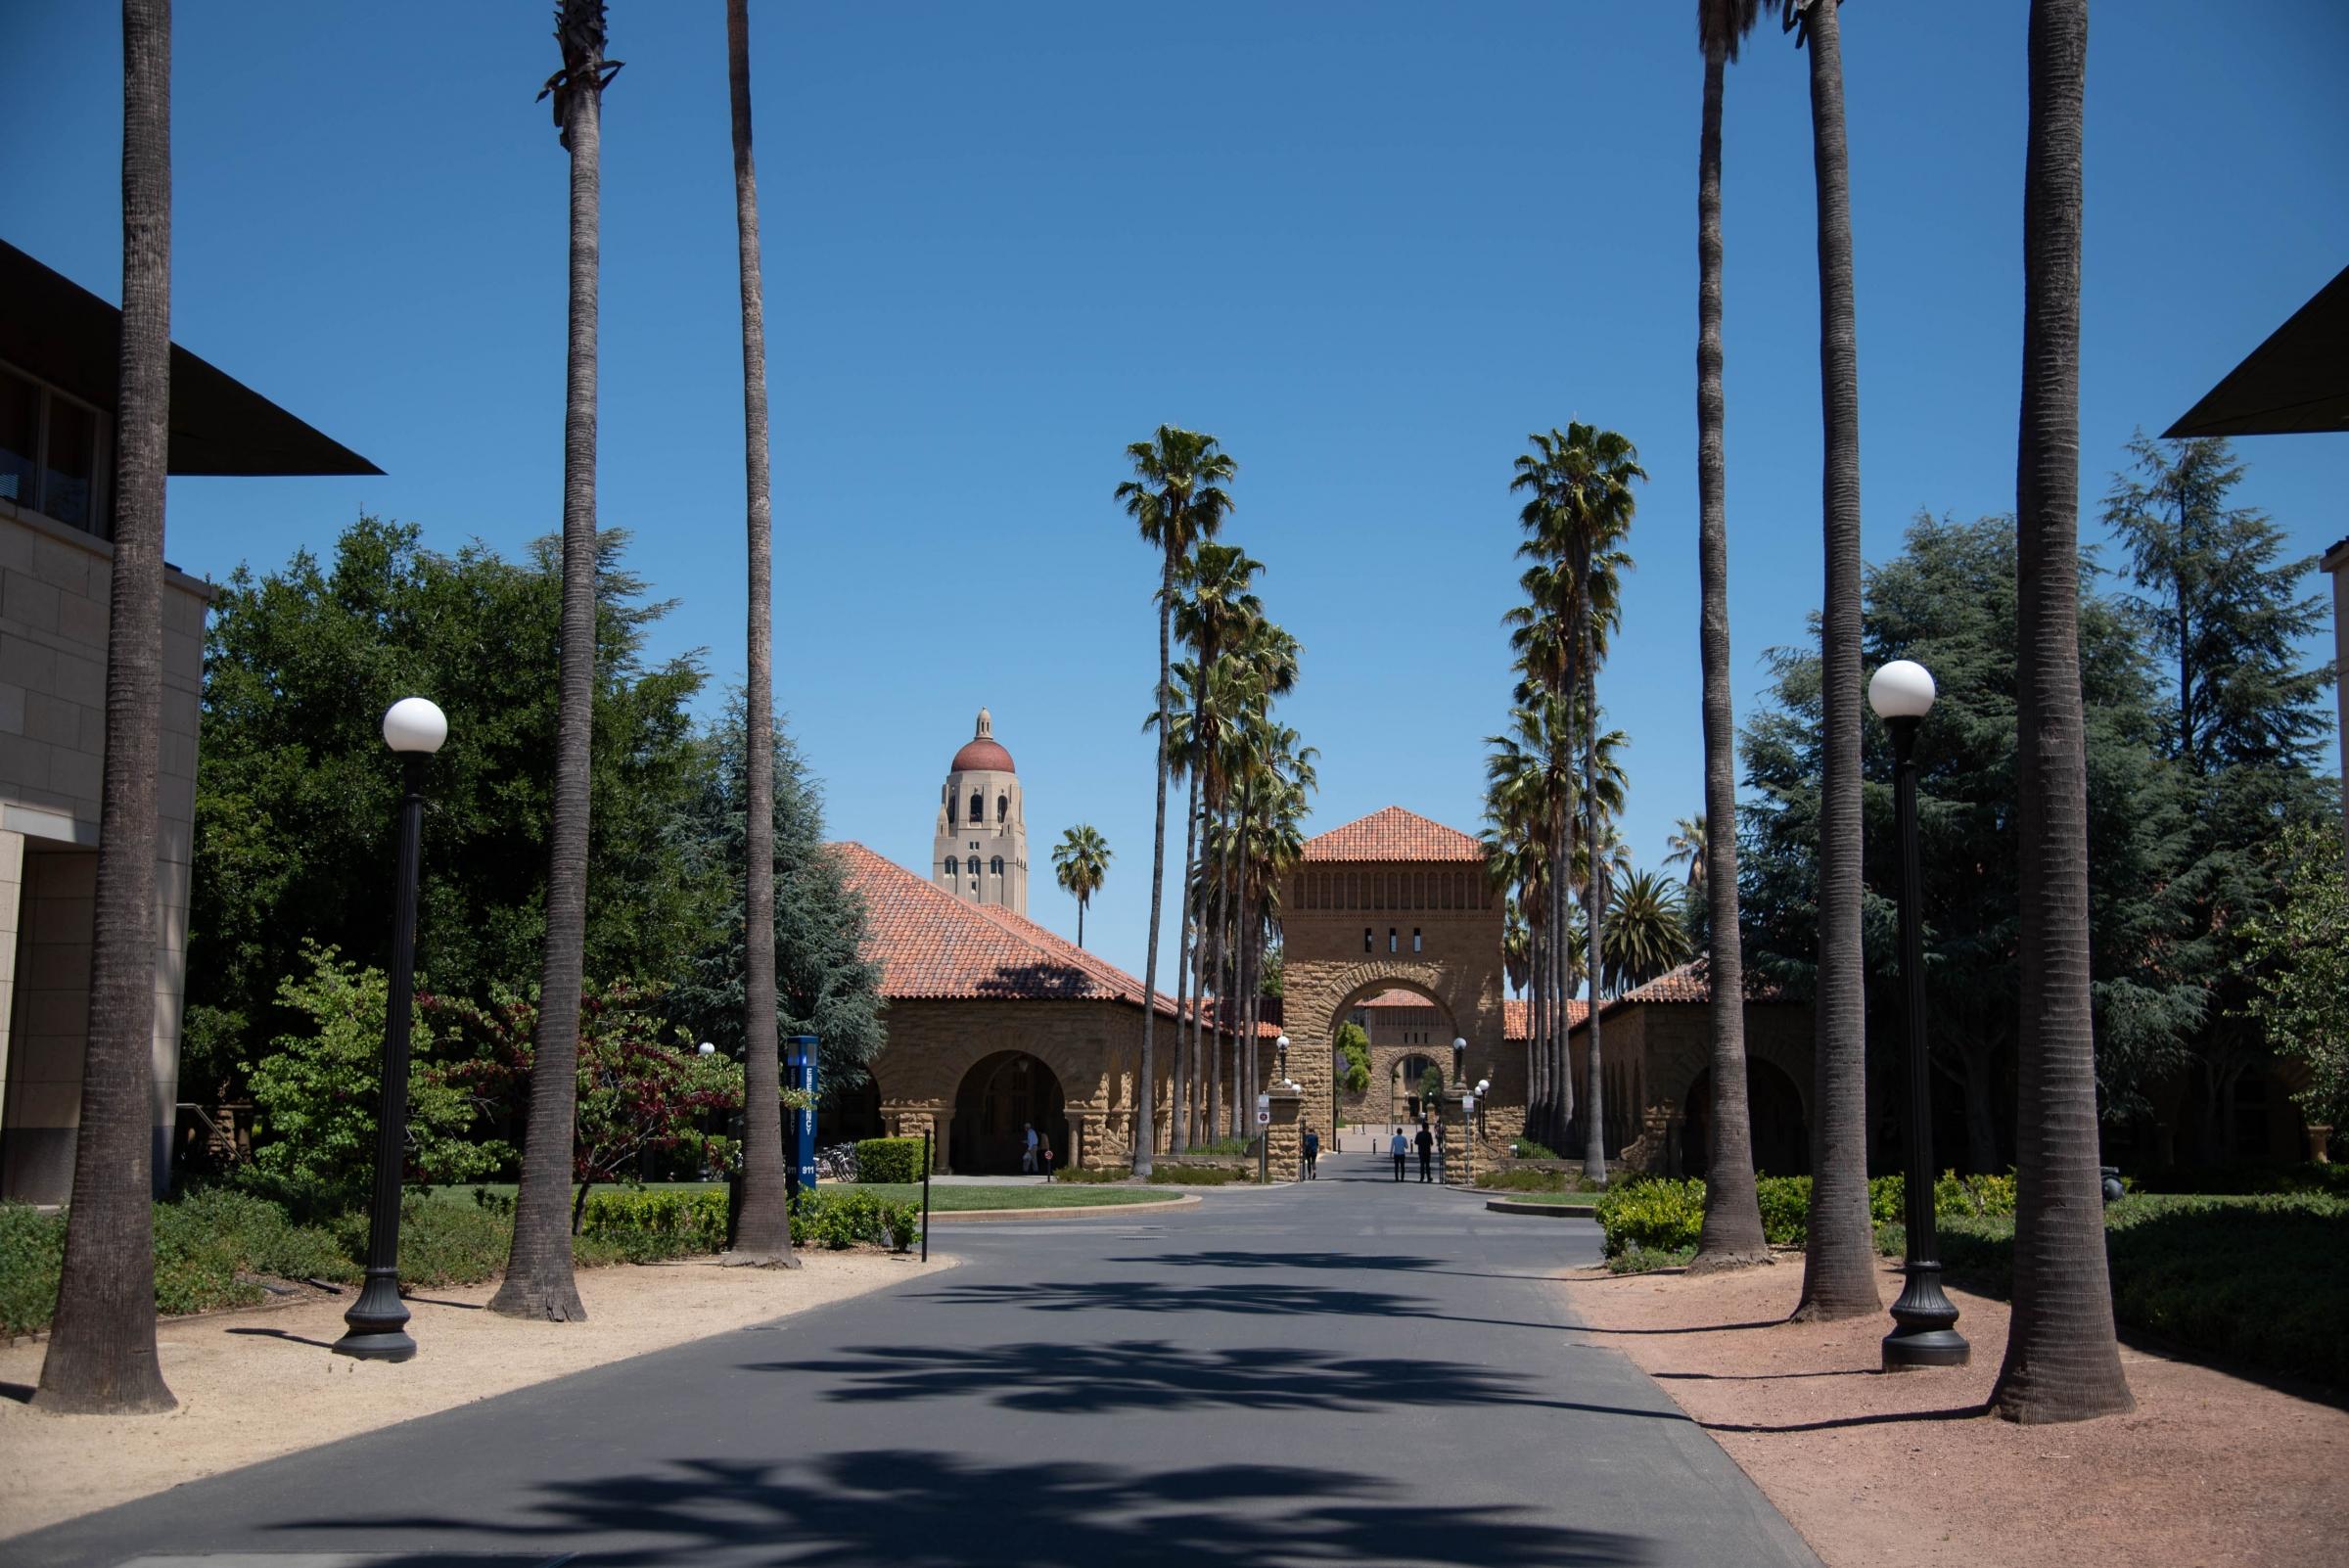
[1510,1138,1562,1161]
[854,1137,927,1186]
[579,1185,731,1261]
[334,1195,513,1287]
[1594,1177,1705,1256]
[1056,1166,1130,1183]
[1148,1165,1251,1186]
[792,1186,920,1251]
[1,1203,67,1334]
[1608,1242,1696,1274]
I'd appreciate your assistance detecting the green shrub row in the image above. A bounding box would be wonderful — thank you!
[1148,1165,1253,1186]
[853,1137,928,1186]
[1594,1172,2020,1259]
[1479,1167,1602,1194]
[1055,1166,1131,1183]
[1872,1190,2349,1389]
[1508,1138,1563,1161]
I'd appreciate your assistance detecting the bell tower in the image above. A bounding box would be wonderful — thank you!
[932,707,1028,914]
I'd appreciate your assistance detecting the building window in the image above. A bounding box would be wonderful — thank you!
[0,362,105,538]
[970,791,984,822]
[946,795,956,825]
[1412,928,1423,952]
[1388,928,1398,954]
[945,856,959,876]
[1363,928,1372,953]
[990,855,1004,877]
[996,794,1008,822]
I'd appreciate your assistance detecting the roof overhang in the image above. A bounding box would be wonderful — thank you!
[2164,263,2349,438]
[1,240,382,477]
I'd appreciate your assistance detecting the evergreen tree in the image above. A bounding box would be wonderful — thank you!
[666,700,884,1103]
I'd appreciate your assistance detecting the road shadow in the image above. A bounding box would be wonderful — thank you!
[911,1276,1559,1334]
[225,1326,340,1350]
[1106,1250,1537,1283]
[1702,1402,1994,1434]
[286,1449,1657,1566]
[1572,1319,1789,1336]
[749,1336,1685,1422]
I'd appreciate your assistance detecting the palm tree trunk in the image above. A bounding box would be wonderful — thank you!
[1995,0,2132,1424]
[1204,811,1221,1146]
[35,0,176,1414]
[1136,551,1174,1176]
[1691,37,1769,1269]
[1552,817,1573,1144]
[721,0,794,1267]
[1581,623,1609,1186]
[493,1,610,1321]
[1172,764,1200,1151]
[1528,895,1547,1143]
[1078,896,1086,950]
[1793,0,1881,1321]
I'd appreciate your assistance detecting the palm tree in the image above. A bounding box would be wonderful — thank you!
[1783,0,1880,1322]
[1116,429,1235,1173]
[1607,871,1695,993]
[1052,825,1113,947]
[716,0,795,1269]
[1993,0,2132,1425]
[1664,813,1707,889]
[35,0,176,1414]
[1692,0,1771,1273]
[493,0,621,1321]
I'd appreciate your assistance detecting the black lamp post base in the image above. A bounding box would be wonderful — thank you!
[334,1268,416,1361]
[1882,1325,1970,1369]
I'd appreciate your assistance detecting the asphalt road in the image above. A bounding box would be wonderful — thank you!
[14,1144,1819,1567]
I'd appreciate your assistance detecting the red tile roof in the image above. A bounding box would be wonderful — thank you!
[1502,996,1589,1040]
[835,843,1273,1035]
[1302,806,1485,863]
[1360,989,1436,1011]
[1565,959,1789,1031]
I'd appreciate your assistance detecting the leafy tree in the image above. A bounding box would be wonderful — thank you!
[1051,825,1113,947]
[431,980,762,1228]
[2239,824,2349,1132]
[496,0,623,1323]
[40,0,178,1411]
[188,517,710,1100]
[1740,514,2200,1173]
[2102,432,2336,1163]
[1419,1064,1445,1109]
[243,944,506,1208]
[666,701,884,1104]
[1336,1023,1372,1096]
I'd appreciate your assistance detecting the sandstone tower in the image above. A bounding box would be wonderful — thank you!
[933,707,1028,913]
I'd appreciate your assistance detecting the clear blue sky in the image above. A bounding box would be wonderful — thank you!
[5,1,2344,992]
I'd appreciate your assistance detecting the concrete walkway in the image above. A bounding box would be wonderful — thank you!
[12,1141,1819,1567]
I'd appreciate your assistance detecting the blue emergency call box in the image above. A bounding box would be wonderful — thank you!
[785,1035,818,1191]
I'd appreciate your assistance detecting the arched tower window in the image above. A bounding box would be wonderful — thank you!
[1412,928,1423,952]
[1363,928,1372,953]
[996,793,1008,823]
[945,856,959,876]
[990,855,1005,877]
[970,791,984,822]
[946,797,956,825]
[1388,928,1399,953]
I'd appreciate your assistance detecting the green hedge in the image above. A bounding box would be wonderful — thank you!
[1595,1172,2020,1260]
[854,1137,928,1185]
[1,1203,68,1335]
[1055,1166,1131,1183]
[795,1186,921,1251]
[578,1186,730,1261]
[1148,1165,1252,1186]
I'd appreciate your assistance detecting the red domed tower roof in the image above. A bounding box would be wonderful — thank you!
[951,708,1015,773]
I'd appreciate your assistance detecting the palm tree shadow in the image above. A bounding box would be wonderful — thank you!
[286,1450,1659,1566]
[911,1277,1560,1334]
[746,1336,1685,1423]
[225,1326,340,1351]
[1703,1402,1993,1434]
[1573,1319,1789,1336]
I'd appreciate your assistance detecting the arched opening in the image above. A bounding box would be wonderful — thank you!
[1681,1059,1808,1177]
[1394,1053,1444,1125]
[1332,982,1459,1138]
[951,1050,1068,1175]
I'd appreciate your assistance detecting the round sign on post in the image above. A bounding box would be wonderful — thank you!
[1256,1107,1271,1127]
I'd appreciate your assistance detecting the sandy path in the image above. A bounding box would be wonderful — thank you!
[0,1250,950,1540]
[1559,1253,2348,1568]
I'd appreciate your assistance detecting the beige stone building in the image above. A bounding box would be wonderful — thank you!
[0,240,377,1202]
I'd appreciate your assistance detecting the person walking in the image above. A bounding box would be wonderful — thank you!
[1389,1127,1409,1182]
[1021,1123,1038,1174]
[1415,1121,1434,1183]
[1301,1128,1319,1180]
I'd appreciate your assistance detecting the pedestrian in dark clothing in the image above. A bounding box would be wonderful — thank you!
[1301,1129,1319,1179]
[1389,1127,1409,1181]
[1415,1123,1434,1182]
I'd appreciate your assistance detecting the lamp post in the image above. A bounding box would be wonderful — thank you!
[334,697,446,1362]
[1868,660,1968,1370]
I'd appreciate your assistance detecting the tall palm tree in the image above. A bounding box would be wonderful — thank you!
[36,0,176,1414]
[1607,870,1695,992]
[1783,0,1880,1322]
[1052,825,1113,947]
[1156,683,1202,1148]
[1664,813,1707,889]
[1692,0,1772,1273]
[1993,0,2132,1425]
[1117,429,1235,1173]
[493,0,621,1321]
[717,0,795,1269]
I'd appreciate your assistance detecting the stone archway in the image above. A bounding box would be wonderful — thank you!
[950,1050,1069,1175]
[1681,1060,1808,1178]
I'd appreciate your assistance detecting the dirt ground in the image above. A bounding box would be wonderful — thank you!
[0,1250,950,1541]
[1558,1254,2349,1568]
